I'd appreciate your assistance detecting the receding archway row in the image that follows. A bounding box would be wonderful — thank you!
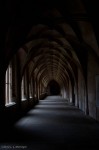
[2,19,89,116]
[16,21,88,111]
[0,0,99,123]
[21,48,83,108]
[20,23,83,101]
[2,7,93,115]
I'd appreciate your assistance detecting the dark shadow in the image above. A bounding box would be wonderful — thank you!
[47,80,61,95]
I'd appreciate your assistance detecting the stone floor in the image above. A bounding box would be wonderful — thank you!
[0,96,99,150]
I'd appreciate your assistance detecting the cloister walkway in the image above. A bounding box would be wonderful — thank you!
[1,96,99,150]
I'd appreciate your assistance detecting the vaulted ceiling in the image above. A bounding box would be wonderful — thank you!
[1,0,99,87]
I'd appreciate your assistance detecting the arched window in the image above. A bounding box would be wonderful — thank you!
[5,63,12,105]
[21,74,27,101]
[29,80,33,98]
[5,63,16,106]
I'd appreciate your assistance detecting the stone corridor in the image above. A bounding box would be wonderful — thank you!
[1,96,99,150]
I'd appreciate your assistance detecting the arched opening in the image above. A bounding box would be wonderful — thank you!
[47,80,61,95]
